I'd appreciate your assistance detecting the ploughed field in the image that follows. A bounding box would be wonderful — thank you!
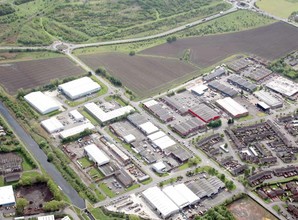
[79,53,198,97]
[141,22,298,67]
[0,57,83,94]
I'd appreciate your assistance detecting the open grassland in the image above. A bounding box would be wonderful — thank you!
[74,10,275,56]
[79,52,198,98]
[0,51,63,62]
[0,0,230,45]
[0,57,84,94]
[256,0,298,18]
[141,22,298,67]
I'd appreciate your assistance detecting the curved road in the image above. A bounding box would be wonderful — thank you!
[0,102,86,209]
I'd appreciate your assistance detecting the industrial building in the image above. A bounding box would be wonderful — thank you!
[227,58,251,72]
[59,122,94,139]
[115,169,134,188]
[24,91,60,115]
[69,110,84,122]
[84,102,134,124]
[143,100,173,122]
[58,77,101,100]
[256,102,270,112]
[175,184,200,205]
[41,118,64,133]
[106,142,130,165]
[244,66,272,82]
[191,84,208,96]
[151,135,176,151]
[84,144,110,166]
[152,161,166,173]
[254,90,283,109]
[38,215,55,220]
[227,75,257,92]
[172,118,206,137]
[127,113,148,127]
[142,186,179,219]
[208,81,238,97]
[189,103,220,123]
[203,67,226,82]
[147,131,166,142]
[163,185,189,209]
[0,185,15,206]
[139,122,159,135]
[160,96,189,115]
[266,77,298,98]
[216,97,248,118]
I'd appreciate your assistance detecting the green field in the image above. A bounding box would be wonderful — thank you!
[256,0,298,18]
[78,157,93,169]
[99,182,116,198]
[0,0,230,46]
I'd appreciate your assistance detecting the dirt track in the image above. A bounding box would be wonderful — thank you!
[141,22,298,67]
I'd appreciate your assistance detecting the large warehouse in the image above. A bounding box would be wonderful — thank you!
[142,186,179,219]
[216,97,248,118]
[163,185,189,209]
[58,77,101,100]
[266,77,298,98]
[189,103,220,123]
[0,185,15,206]
[41,118,64,133]
[151,135,176,151]
[59,122,94,139]
[139,121,159,135]
[208,81,238,97]
[84,102,134,124]
[84,144,110,166]
[24,91,60,115]
[254,90,283,109]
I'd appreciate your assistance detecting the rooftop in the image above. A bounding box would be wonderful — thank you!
[0,185,15,206]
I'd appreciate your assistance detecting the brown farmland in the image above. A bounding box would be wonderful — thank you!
[141,22,298,67]
[79,53,198,97]
[0,57,83,94]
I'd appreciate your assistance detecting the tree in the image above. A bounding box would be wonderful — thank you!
[47,152,54,162]
[225,180,234,191]
[16,198,29,215]
[219,173,225,181]
[43,200,65,212]
[129,51,135,56]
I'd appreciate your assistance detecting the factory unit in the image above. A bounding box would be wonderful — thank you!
[84,144,110,166]
[24,91,60,115]
[266,77,298,99]
[208,81,238,97]
[41,118,64,133]
[216,97,248,118]
[151,135,176,151]
[191,84,208,96]
[160,96,189,115]
[142,186,179,219]
[0,185,15,206]
[38,216,55,220]
[59,122,94,139]
[254,90,283,109]
[143,100,173,122]
[139,121,159,135]
[162,185,189,209]
[69,110,84,122]
[203,67,226,82]
[106,142,130,165]
[58,77,101,100]
[172,118,206,137]
[152,161,167,174]
[84,102,134,124]
[189,103,220,123]
[227,75,257,92]
[256,102,270,112]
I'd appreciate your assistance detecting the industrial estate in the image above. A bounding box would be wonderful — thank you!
[0,0,298,220]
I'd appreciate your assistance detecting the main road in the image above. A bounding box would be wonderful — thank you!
[0,102,86,209]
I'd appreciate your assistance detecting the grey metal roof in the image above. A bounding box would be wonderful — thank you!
[228,75,257,92]
[208,81,238,97]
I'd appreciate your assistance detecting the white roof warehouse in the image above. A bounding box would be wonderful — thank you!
[58,77,101,100]
[84,102,134,124]
[84,144,110,166]
[24,91,60,115]
[0,185,15,206]
[216,97,248,118]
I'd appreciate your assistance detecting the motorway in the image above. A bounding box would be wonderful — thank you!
[0,102,86,209]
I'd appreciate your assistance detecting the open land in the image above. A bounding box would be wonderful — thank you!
[228,197,278,220]
[79,53,198,97]
[0,57,84,94]
[141,22,298,67]
[256,0,298,19]
[0,0,229,46]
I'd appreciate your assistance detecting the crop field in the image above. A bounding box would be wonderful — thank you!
[141,22,298,67]
[0,57,84,94]
[256,0,298,18]
[79,53,198,97]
